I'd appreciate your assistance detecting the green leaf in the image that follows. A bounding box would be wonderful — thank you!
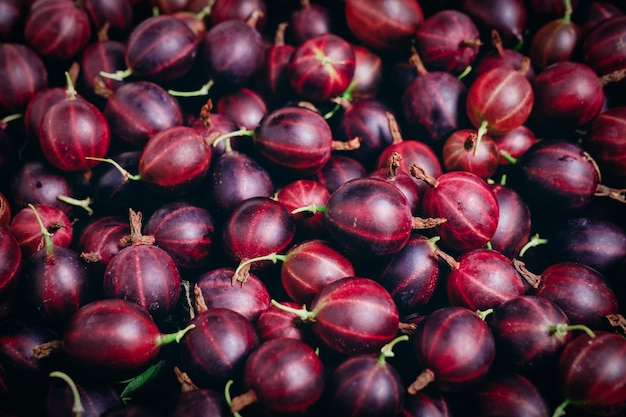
[120,360,169,403]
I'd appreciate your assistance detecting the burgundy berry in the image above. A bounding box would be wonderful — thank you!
[178,308,259,388]
[215,88,268,131]
[78,216,130,273]
[554,331,626,417]
[489,295,579,372]
[460,0,527,47]
[229,337,324,415]
[411,166,499,253]
[47,299,194,380]
[84,0,134,40]
[46,371,121,417]
[330,336,407,417]
[9,204,73,259]
[276,179,330,240]
[315,155,367,194]
[0,43,48,115]
[255,22,296,105]
[103,81,183,148]
[378,233,441,314]
[401,48,468,147]
[515,260,619,329]
[573,2,623,37]
[0,227,22,302]
[287,33,356,102]
[345,0,424,53]
[38,73,110,172]
[408,306,495,393]
[582,16,626,95]
[369,152,421,214]
[209,0,267,32]
[143,201,215,270]
[195,268,270,323]
[201,18,265,87]
[489,182,532,258]
[350,44,383,99]
[0,0,24,41]
[255,301,310,342]
[441,129,500,181]
[584,106,626,182]
[24,0,91,61]
[401,390,454,417]
[169,386,230,417]
[443,248,525,311]
[529,2,581,71]
[492,125,538,165]
[190,103,240,159]
[80,37,126,101]
[415,10,482,75]
[273,276,399,356]
[288,0,332,46]
[24,87,79,141]
[473,30,536,82]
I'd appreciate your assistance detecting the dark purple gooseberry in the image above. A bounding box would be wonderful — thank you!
[24,0,92,61]
[529,61,605,132]
[78,216,130,272]
[45,371,122,417]
[573,1,623,37]
[377,233,440,314]
[274,276,399,356]
[230,337,324,415]
[150,0,189,14]
[415,9,482,75]
[288,1,332,46]
[206,145,274,217]
[466,372,551,417]
[511,139,602,211]
[9,204,73,259]
[529,4,581,72]
[24,87,77,141]
[103,14,198,82]
[460,0,527,47]
[555,331,626,417]
[472,30,536,82]
[221,197,295,270]
[315,155,367,194]
[338,99,396,170]
[209,0,267,31]
[330,337,406,417]
[489,183,532,258]
[444,248,525,311]
[412,168,499,253]
[401,50,469,147]
[401,390,454,417]
[215,88,268,131]
[103,81,183,148]
[323,177,414,258]
[276,179,331,240]
[287,33,356,102]
[195,268,270,322]
[408,306,495,393]
[277,239,355,306]
[344,0,424,53]
[583,15,626,95]
[103,210,181,319]
[84,0,134,40]
[0,319,59,386]
[143,201,215,270]
[190,108,240,159]
[179,308,259,388]
[202,19,265,86]
[0,227,22,302]
[489,295,575,372]
[255,301,310,342]
[137,126,213,195]
[548,216,626,276]
[170,388,230,417]
[172,8,210,42]
[350,44,383,99]
[38,82,111,172]
[368,152,421,215]
[255,24,296,104]
[521,261,619,329]
[0,0,24,41]
[8,161,76,216]
[441,129,500,181]
[0,43,48,115]
[492,125,538,165]
[584,105,626,182]
[58,299,194,380]
[80,39,127,99]
[253,106,333,177]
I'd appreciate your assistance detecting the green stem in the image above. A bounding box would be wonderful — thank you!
[552,398,571,417]
[477,308,493,321]
[85,157,141,181]
[500,173,507,185]
[224,380,243,417]
[64,71,78,100]
[168,80,214,97]
[270,299,315,322]
[562,0,572,23]
[212,128,254,149]
[50,371,85,417]
[457,65,472,80]
[57,195,93,216]
[550,323,596,339]
[474,120,489,156]
[99,68,132,82]
[157,324,196,346]
[196,0,214,20]
[28,203,53,255]
[291,204,326,215]
[234,253,287,281]
[485,241,492,250]
[518,233,548,257]
[427,235,441,253]
[378,335,409,363]
[1,113,23,125]
[152,5,159,16]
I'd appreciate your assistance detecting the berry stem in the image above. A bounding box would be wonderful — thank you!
[552,398,571,417]
[28,203,53,255]
[474,120,489,156]
[157,323,196,346]
[550,323,596,339]
[64,71,78,100]
[270,299,316,322]
[224,380,243,417]
[518,233,548,257]
[291,204,325,215]
[233,253,287,284]
[49,371,85,417]
[499,150,518,164]
[562,0,573,23]
[457,65,472,80]
[378,335,409,363]
[168,79,214,97]
[57,195,93,216]
[212,127,254,149]
[407,368,435,394]
[85,157,141,181]
[99,68,133,82]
